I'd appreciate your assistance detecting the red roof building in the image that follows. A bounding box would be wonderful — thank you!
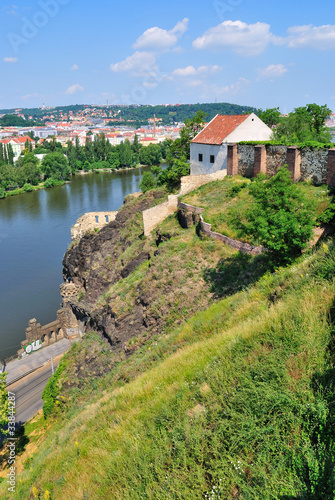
[190,113,272,175]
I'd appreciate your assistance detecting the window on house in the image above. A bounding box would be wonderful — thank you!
[198,153,203,162]
[210,155,215,164]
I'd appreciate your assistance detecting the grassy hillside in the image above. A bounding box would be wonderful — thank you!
[1,180,335,499]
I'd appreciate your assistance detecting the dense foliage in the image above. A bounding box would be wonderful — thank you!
[244,166,315,264]
[0,134,167,197]
[0,114,44,127]
[42,361,66,419]
[273,104,332,143]
[0,102,257,125]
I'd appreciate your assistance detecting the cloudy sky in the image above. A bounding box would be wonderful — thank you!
[0,0,334,112]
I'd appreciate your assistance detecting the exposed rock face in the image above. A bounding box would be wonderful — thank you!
[61,191,166,350]
[63,191,162,304]
[177,208,201,229]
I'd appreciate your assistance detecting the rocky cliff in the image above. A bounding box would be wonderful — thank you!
[61,187,237,354]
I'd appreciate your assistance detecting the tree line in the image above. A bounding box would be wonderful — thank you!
[0,134,168,198]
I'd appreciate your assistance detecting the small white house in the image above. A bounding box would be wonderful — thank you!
[190,113,272,175]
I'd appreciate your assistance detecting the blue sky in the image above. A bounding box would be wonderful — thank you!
[0,0,334,112]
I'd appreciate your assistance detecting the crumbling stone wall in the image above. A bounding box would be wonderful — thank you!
[177,200,264,255]
[71,211,117,240]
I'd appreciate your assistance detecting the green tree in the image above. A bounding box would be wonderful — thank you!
[132,134,141,155]
[274,104,332,143]
[139,171,156,193]
[158,158,190,191]
[41,152,71,180]
[258,107,281,128]
[6,144,14,166]
[119,140,133,168]
[245,166,315,264]
[0,372,8,436]
[166,110,207,165]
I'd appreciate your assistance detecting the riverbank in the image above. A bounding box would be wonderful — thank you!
[0,162,163,200]
[0,167,152,361]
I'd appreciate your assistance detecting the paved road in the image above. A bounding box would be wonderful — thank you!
[6,354,63,426]
[5,338,76,385]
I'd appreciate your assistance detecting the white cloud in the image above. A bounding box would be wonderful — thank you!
[257,64,288,79]
[172,65,222,77]
[286,24,335,50]
[143,82,158,89]
[133,18,188,51]
[193,20,280,56]
[200,77,251,98]
[70,64,79,71]
[21,92,38,100]
[6,5,18,16]
[65,84,84,95]
[110,51,157,76]
[3,57,18,63]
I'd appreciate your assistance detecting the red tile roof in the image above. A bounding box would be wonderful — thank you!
[191,114,249,145]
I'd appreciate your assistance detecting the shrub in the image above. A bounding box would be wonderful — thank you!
[244,166,315,265]
[42,360,66,418]
[44,177,55,188]
[22,183,34,192]
[139,171,156,193]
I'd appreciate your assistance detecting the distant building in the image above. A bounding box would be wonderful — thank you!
[190,113,272,175]
[0,136,34,156]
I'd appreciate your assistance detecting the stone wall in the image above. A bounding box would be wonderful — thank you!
[71,211,118,240]
[142,195,178,236]
[237,144,254,178]
[266,145,288,176]
[230,144,334,185]
[301,148,328,184]
[180,170,227,195]
[177,199,264,255]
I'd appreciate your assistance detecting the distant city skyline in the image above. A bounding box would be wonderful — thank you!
[0,0,334,112]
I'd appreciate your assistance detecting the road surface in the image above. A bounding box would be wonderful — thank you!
[6,354,63,426]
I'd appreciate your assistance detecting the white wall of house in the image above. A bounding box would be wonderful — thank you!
[190,143,228,175]
[190,113,273,175]
[225,113,272,142]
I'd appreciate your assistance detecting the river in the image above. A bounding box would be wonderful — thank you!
[0,167,150,361]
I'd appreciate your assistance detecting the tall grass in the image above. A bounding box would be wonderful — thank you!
[4,246,335,499]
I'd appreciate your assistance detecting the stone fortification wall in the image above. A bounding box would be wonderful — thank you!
[143,195,178,236]
[71,211,117,240]
[229,145,335,186]
[177,200,264,255]
[180,169,227,195]
[300,148,328,184]
[142,171,228,236]
[266,145,287,177]
[237,145,255,178]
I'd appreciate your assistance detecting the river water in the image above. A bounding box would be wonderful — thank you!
[0,167,149,361]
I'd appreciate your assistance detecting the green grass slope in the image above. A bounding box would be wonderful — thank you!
[1,243,335,499]
[1,179,335,499]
